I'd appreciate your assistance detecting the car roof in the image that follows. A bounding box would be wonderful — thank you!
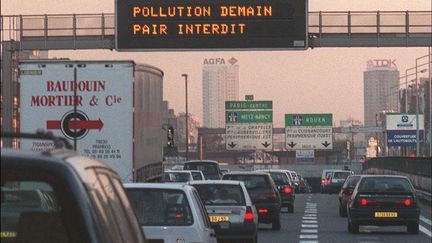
[2,148,118,184]
[359,175,409,179]
[184,160,218,164]
[225,171,270,176]
[165,170,192,174]
[123,183,192,190]
[188,180,243,186]
[185,170,203,173]
[257,169,288,173]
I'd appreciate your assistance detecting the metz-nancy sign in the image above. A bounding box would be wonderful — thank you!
[226,101,273,150]
[285,114,333,150]
[115,0,308,50]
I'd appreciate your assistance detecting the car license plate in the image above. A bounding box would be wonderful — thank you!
[209,215,229,222]
[374,212,398,218]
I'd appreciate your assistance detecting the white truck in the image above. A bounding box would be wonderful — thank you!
[19,60,164,182]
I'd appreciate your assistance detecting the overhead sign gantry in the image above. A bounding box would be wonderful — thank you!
[115,0,308,50]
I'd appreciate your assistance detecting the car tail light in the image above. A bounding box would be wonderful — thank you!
[321,179,326,185]
[325,179,331,185]
[175,213,183,219]
[244,206,254,222]
[258,209,268,214]
[356,198,377,206]
[396,198,416,207]
[284,186,293,194]
[257,192,277,200]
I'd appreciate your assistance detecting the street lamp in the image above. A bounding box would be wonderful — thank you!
[181,74,189,160]
[415,56,430,157]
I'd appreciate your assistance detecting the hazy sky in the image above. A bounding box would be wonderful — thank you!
[2,0,431,126]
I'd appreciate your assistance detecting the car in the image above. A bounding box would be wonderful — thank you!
[1,133,146,243]
[338,175,362,217]
[184,160,222,180]
[124,183,218,243]
[324,170,354,193]
[187,170,205,180]
[222,172,282,230]
[163,170,194,182]
[188,180,258,243]
[220,168,231,175]
[288,171,300,192]
[296,174,310,193]
[320,169,336,193]
[347,175,420,234]
[257,169,295,213]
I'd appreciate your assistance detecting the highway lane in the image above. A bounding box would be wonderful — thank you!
[258,193,432,243]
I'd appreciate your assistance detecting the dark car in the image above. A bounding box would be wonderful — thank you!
[338,175,361,217]
[222,172,282,230]
[1,134,146,243]
[347,175,420,234]
[184,160,221,180]
[258,170,295,213]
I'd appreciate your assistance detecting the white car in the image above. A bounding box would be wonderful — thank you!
[124,183,217,243]
[186,170,205,180]
[188,180,259,242]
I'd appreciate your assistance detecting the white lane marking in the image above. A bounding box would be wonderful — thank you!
[303,220,318,224]
[304,214,317,217]
[303,217,317,220]
[420,215,432,226]
[302,224,318,228]
[419,225,432,237]
[299,241,318,243]
[305,211,317,214]
[301,229,318,233]
[300,234,318,239]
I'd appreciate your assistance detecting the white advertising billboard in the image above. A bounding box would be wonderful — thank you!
[19,61,134,181]
[386,114,424,130]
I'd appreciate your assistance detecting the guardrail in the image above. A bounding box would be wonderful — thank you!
[363,157,431,177]
[1,11,431,48]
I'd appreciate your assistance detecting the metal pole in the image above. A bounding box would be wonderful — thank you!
[1,41,16,148]
[429,47,432,157]
[415,60,420,157]
[182,74,189,160]
[405,69,409,112]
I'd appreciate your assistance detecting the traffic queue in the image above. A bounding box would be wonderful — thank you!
[1,133,421,243]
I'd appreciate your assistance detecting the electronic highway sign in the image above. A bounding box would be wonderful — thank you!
[226,101,273,151]
[285,113,333,150]
[115,0,308,50]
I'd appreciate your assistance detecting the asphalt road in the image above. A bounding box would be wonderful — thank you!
[257,193,432,243]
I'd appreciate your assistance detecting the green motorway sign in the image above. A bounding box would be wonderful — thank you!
[285,114,332,126]
[226,111,272,123]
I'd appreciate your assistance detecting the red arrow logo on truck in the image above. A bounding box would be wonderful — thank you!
[47,119,104,130]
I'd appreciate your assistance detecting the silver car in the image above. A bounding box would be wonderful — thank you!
[124,183,217,243]
[163,170,194,183]
[188,180,259,243]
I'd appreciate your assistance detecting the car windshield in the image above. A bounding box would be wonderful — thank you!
[190,171,203,180]
[184,162,219,177]
[333,172,352,180]
[224,175,271,192]
[269,172,290,185]
[344,176,361,188]
[357,177,413,193]
[192,184,246,205]
[163,172,192,182]
[126,189,193,226]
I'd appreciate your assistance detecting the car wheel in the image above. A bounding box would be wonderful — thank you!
[347,220,352,232]
[288,204,294,213]
[351,221,359,233]
[407,223,419,234]
[272,215,281,230]
[339,204,347,217]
